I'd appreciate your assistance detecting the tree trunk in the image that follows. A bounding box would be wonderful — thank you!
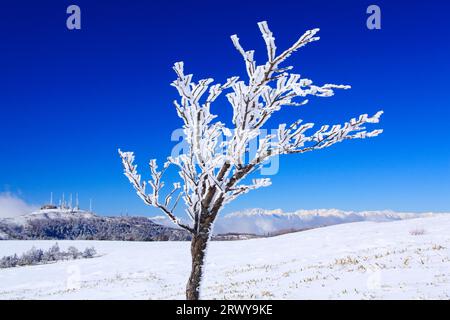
[186,232,209,300]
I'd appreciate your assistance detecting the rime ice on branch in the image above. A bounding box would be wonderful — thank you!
[119,21,383,299]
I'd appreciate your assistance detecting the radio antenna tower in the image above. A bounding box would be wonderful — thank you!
[75,193,79,210]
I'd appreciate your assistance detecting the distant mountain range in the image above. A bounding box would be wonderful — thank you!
[212,208,440,235]
[0,209,191,241]
[0,207,443,241]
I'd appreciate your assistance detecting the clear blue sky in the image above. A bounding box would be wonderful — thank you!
[1,0,449,216]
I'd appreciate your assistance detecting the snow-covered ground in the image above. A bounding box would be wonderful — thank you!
[0,215,449,299]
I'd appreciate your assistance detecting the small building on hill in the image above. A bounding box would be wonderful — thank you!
[40,204,58,210]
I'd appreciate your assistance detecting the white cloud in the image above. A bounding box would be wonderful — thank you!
[0,193,36,218]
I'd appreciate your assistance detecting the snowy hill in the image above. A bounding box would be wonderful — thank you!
[213,208,439,235]
[1,208,96,226]
[0,214,448,299]
[0,209,190,241]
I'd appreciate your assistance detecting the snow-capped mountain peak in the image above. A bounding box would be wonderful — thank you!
[212,208,441,235]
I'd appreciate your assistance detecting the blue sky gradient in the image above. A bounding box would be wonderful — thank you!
[1,0,449,216]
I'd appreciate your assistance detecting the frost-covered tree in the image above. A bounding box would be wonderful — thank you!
[119,21,383,300]
[67,246,81,259]
[82,247,96,258]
